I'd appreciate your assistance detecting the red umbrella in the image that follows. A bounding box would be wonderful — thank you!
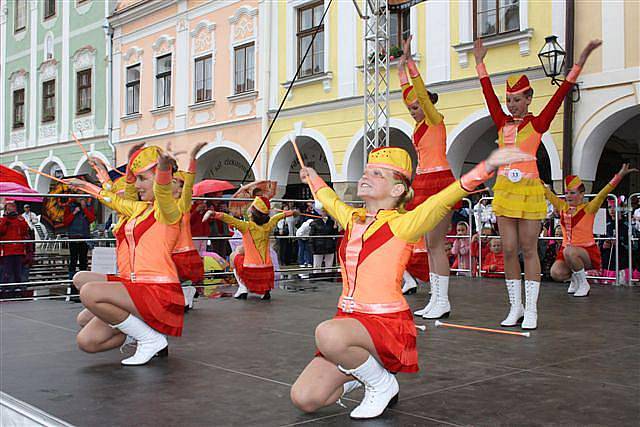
[0,164,30,187]
[193,179,236,196]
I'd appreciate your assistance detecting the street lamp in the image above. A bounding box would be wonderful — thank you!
[538,35,580,102]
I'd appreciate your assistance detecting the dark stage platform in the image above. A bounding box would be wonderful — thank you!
[1,278,639,426]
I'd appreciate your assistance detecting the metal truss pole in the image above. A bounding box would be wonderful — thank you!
[360,0,390,160]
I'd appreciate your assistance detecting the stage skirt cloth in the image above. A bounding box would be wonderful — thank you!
[492,175,547,220]
[233,254,274,295]
[406,251,430,282]
[105,274,184,337]
[556,244,602,271]
[316,309,418,373]
[172,249,205,284]
[407,169,462,211]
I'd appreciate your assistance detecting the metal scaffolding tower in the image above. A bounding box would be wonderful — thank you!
[354,0,391,158]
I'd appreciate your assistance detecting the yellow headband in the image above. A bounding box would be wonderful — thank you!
[367,147,413,180]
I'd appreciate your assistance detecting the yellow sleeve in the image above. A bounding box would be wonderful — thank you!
[178,172,195,214]
[124,181,138,201]
[410,72,443,127]
[315,186,357,230]
[585,183,614,214]
[542,184,567,211]
[390,181,467,242]
[266,212,286,232]
[99,189,144,218]
[153,181,182,225]
[217,213,250,233]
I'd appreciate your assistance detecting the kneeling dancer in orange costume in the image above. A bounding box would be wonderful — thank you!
[290,146,533,419]
[70,146,184,366]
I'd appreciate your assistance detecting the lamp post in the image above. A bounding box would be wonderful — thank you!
[537,35,579,102]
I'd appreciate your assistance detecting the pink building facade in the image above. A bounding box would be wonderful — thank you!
[109,0,267,183]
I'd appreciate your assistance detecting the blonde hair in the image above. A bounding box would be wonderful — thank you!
[391,171,414,212]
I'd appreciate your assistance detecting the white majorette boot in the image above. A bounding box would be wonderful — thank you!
[522,280,540,330]
[423,275,451,319]
[338,356,399,419]
[501,279,525,327]
[401,271,418,295]
[182,285,197,310]
[414,273,437,317]
[232,270,248,299]
[112,315,168,366]
[572,269,590,297]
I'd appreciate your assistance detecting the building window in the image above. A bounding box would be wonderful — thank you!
[13,89,25,129]
[194,55,212,103]
[42,80,56,122]
[474,0,519,39]
[15,0,27,32]
[234,43,255,94]
[44,0,56,19]
[297,1,324,78]
[126,65,140,115]
[76,69,92,114]
[155,54,172,108]
[389,9,410,51]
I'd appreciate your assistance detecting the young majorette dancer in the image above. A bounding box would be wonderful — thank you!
[170,142,207,309]
[211,196,294,300]
[290,146,533,419]
[398,36,459,319]
[544,164,637,296]
[69,146,184,365]
[473,38,602,329]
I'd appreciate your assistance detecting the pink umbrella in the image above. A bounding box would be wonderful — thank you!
[0,182,44,202]
[193,179,236,196]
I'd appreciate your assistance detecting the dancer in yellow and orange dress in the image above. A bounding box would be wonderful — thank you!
[397,36,459,319]
[211,196,294,300]
[544,164,637,297]
[290,146,533,420]
[170,142,207,309]
[473,38,601,329]
[69,146,184,366]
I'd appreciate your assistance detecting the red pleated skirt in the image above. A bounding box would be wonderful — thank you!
[316,309,419,373]
[406,251,430,282]
[556,244,602,271]
[233,254,274,295]
[106,274,184,336]
[172,249,205,284]
[407,169,462,210]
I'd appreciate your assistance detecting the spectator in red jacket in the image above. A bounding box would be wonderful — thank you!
[483,238,505,278]
[62,198,95,284]
[0,201,31,286]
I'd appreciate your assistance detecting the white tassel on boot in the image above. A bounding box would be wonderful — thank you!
[423,275,451,319]
[414,273,437,317]
[501,279,525,327]
[336,380,363,408]
[522,280,540,330]
[338,356,399,419]
[233,270,248,299]
[401,271,418,295]
[112,315,168,366]
[182,285,197,310]
[567,274,579,294]
[572,269,590,297]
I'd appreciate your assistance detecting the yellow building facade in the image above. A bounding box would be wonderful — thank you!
[264,0,639,198]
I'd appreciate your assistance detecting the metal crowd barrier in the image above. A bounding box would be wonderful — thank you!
[1,191,352,300]
[628,193,639,285]
[446,197,473,276]
[473,194,621,285]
